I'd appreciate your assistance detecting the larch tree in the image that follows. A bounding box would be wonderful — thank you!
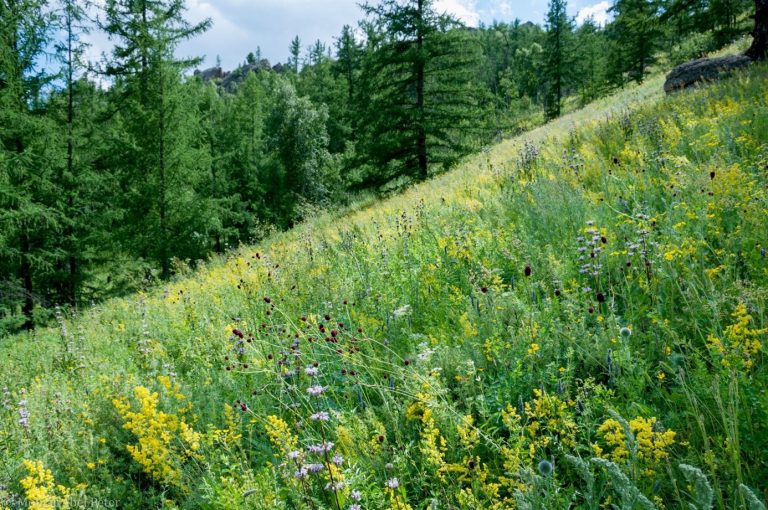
[357,0,485,187]
[0,0,61,329]
[101,0,212,279]
[543,0,575,119]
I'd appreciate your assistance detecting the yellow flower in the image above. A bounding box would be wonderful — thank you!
[113,382,200,486]
[265,415,299,459]
[20,460,70,510]
[707,303,766,370]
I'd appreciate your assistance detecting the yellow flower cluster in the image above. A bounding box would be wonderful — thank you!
[418,408,447,473]
[707,303,765,370]
[20,460,70,510]
[523,389,577,458]
[265,415,299,460]
[113,381,201,486]
[595,416,676,475]
[206,404,243,446]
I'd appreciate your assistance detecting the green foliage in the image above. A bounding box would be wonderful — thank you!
[1,54,766,509]
[355,0,487,187]
[680,464,714,510]
[543,0,575,119]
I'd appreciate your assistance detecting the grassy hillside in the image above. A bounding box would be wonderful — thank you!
[1,58,767,509]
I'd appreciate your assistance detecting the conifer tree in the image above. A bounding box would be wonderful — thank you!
[0,0,61,329]
[543,0,575,119]
[289,35,302,73]
[101,0,212,278]
[608,0,661,83]
[357,0,484,186]
[334,24,362,100]
[574,18,609,106]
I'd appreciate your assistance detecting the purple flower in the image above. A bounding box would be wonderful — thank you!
[310,411,330,421]
[349,505,361,510]
[294,466,309,479]
[325,481,345,491]
[287,450,301,460]
[305,366,318,377]
[307,385,326,397]
[307,442,334,453]
[351,490,362,502]
[307,463,325,473]
[386,478,399,490]
[332,454,344,465]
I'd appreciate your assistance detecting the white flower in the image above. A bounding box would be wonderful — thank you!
[307,385,326,397]
[386,478,399,489]
[310,411,330,421]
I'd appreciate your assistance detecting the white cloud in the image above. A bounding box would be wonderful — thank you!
[576,1,611,26]
[435,0,481,26]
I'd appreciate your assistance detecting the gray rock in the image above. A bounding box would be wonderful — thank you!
[193,66,225,81]
[664,55,752,94]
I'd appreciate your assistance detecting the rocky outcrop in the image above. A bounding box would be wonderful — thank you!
[193,66,225,81]
[664,55,752,94]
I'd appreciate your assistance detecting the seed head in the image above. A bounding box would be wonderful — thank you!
[537,460,554,476]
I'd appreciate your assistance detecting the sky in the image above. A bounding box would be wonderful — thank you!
[84,0,613,71]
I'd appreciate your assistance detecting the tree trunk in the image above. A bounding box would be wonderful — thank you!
[66,3,77,305]
[20,225,34,330]
[746,0,768,60]
[416,0,428,181]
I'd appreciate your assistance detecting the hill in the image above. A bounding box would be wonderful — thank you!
[1,58,767,508]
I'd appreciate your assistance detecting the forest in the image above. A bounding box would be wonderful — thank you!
[0,0,757,333]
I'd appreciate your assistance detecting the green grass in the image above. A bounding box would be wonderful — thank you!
[1,51,767,509]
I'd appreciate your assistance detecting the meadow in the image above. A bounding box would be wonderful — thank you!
[1,55,767,509]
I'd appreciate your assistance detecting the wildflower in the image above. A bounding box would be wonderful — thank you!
[307,442,334,453]
[386,478,399,490]
[325,481,345,491]
[537,459,554,475]
[307,463,325,473]
[18,399,29,430]
[295,466,309,479]
[305,366,318,377]
[332,454,344,465]
[307,385,326,397]
[310,411,330,422]
[349,505,361,510]
[351,490,362,501]
[287,450,301,460]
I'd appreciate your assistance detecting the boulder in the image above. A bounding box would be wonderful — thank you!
[664,55,752,94]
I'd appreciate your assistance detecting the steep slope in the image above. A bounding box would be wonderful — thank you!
[1,61,767,509]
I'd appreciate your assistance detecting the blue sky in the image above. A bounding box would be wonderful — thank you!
[84,0,612,71]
